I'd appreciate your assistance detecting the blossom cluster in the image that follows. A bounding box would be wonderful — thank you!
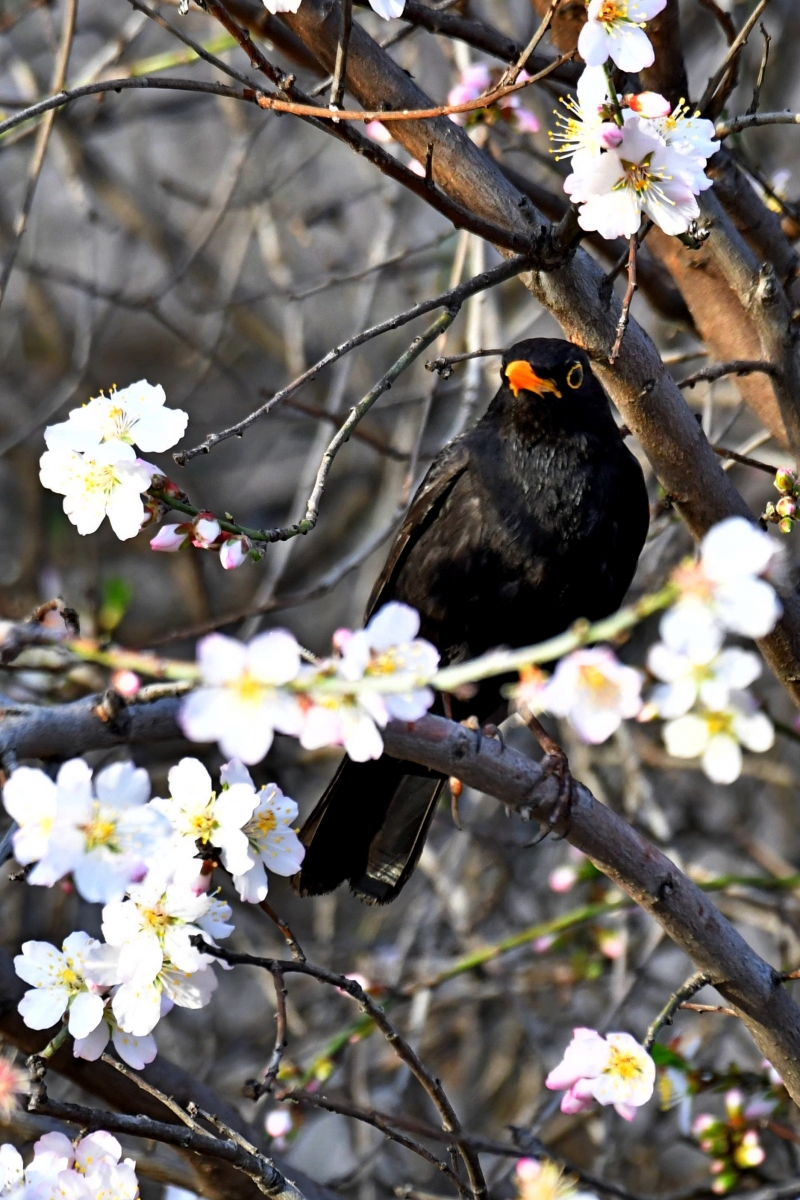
[549,0,718,241]
[0,1132,140,1200]
[763,466,800,535]
[4,753,305,1062]
[261,0,404,17]
[151,509,252,571]
[513,518,781,785]
[39,382,187,542]
[180,602,440,765]
[545,1027,655,1122]
[446,63,539,134]
[693,1089,772,1194]
[515,1157,597,1200]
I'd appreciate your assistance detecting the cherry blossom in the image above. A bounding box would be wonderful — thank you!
[219,761,305,902]
[550,66,614,164]
[646,645,763,720]
[39,443,154,540]
[191,514,221,548]
[72,1010,157,1070]
[546,1028,655,1120]
[3,758,169,903]
[14,933,107,1041]
[578,0,667,72]
[150,523,190,552]
[180,630,304,764]
[151,756,259,877]
[515,1157,597,1200]
[663,693,774,784]
[565,118,701,238]
[447,63,539,133]
[541,647,643,743]
[335,602,440,719]
[44,381,187,458]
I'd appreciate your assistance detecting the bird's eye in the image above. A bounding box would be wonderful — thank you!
[566,362,583,390]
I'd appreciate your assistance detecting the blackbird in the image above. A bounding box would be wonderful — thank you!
[292,337,649,904]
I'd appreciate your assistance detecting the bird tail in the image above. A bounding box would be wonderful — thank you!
[292,756,444,904]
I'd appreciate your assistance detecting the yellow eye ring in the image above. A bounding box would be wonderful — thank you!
[566,362,583,390]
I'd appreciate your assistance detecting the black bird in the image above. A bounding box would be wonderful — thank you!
[292,338,649,904]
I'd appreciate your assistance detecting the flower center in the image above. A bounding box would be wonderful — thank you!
[234,673,265,704]
[58,966,80,988]
[82,804,119,852]
[250,809,277,840]
[598,0,624,23]
[704,712,732,737]
[578,664,619,704]
[606,1045,645,1080]
[189,805,217,843]
[617,151,662,195]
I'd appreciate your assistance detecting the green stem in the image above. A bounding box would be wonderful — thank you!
[39,1023,70,1059]
[603,62,625,127]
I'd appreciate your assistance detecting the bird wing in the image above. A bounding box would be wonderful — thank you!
[366,438,471,618]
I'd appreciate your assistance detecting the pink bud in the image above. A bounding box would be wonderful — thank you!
[192,514,221,548]
[776,496,796,518]
[407,158,426,177]
[533,934,556,953]
[548,865,578,893]
[629,91,671,118]
[598,931,625,960]
[725,1088,744,1118]
[513,107,540,134]
[150,524,189,552]
[599,122,624,149]
[219,536,250,570]
[332,627,354,652]
[265,1109,292,1140]
[365,120,392,143]
[110,669,140,697]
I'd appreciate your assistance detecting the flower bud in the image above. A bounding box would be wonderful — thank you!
[265,1109,293,1140]
[725,1089,744,1119]
[733,1130,765,1168]
[628,91,671,118]
[779,517,794,534]
[548,865,578,893]
[150,523,190,552]
[219,536,250,570]
[775,468,796,494]
[776,496,796,518]
[599,122,624,149]
[192,514,221,548]
[110,669,140,697]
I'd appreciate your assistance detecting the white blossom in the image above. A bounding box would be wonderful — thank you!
[546,1028,655,1121]
[14,933,106,1040]
[565,118,701,238]
[550,66,615,164]
[541,647,643,743]
[336,603,440,720]
[663,692,774,784]
[39,443,153,540]
[3,759,169,903]
[219,761,305,903]
[180,630,304,765]
[219,536,250,570]
[44,381,187,458]
[646,645,763,719]
[151,757,258,876]
[150,524,190,552]
[72,1012,157,1071]
[261,0,405,13]
[578,0,667,72]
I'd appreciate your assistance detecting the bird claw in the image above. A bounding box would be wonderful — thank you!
[519,712,575,847]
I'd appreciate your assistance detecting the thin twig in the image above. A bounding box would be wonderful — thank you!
[253,52,575,123]
[0,0,77,314]
[283,397,408,460]
[699,0,773,114]
[679,1002,738,1017]
[499,0,560,87]
[609,235,638,364]
[259,900,306,963]
[174,255,531,463]
[644,971,715,1050]
[746,23,772,115]
[99,1055,205,1134]
[425,348,503,378]
[330,0,353,109]
[203,947,488,1200]
[699,0,736,45]
[710,444,780,475]
[717,111,800,138]
[245,968,288,1100]
[678,359,779,389]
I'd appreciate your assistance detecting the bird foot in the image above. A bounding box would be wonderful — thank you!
[520,712,575,847]
[449,718,505,829]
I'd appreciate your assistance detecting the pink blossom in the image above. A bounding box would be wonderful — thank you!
[192,514,221,548]
[628,91,671,118]
[365,120,392,143]
[548,865,578,893]
[546,1028,654,1119]
[110,670,141,698]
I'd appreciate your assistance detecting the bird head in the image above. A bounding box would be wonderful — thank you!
[501,339,595,407]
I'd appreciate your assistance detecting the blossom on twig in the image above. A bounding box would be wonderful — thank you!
[39,444,154,540]
[663,693,774,784]
[219,760,305,903]
[546,1027,655,1120]
[14,933,107,1042]
[44,381,187,458]
[540,647,643,743]
[515,1157,597,1200]
[578,0,667,72]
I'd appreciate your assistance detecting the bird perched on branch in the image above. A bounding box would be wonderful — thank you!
[292,337,649,904]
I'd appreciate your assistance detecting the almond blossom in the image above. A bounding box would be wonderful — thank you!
[514,1158,597,1200]
[39,443,154,540]
[447,63,539,133]
[565,117,702,239]
[72,1010,157,1070]
[3,759,169,903]
[44,381,187,458]
[550,66,615,165]
[578,0,667,72]
[540,647,643,743]
[179,630,304,764]
[261,0,404,15]
[0,1056,26,1121]
[646,645,763,719]
[546,1028,655,1121]
[151,756,259,877]
[219,760,305,903]
[662,517,782,662]
[14,933,107,1041]
[219,536,250,570]
[663,693,774,784]
[150,523,191,552]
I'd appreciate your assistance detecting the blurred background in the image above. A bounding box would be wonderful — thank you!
[3,0,800,1195]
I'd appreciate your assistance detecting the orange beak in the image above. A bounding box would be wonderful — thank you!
[504,360,562,399]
